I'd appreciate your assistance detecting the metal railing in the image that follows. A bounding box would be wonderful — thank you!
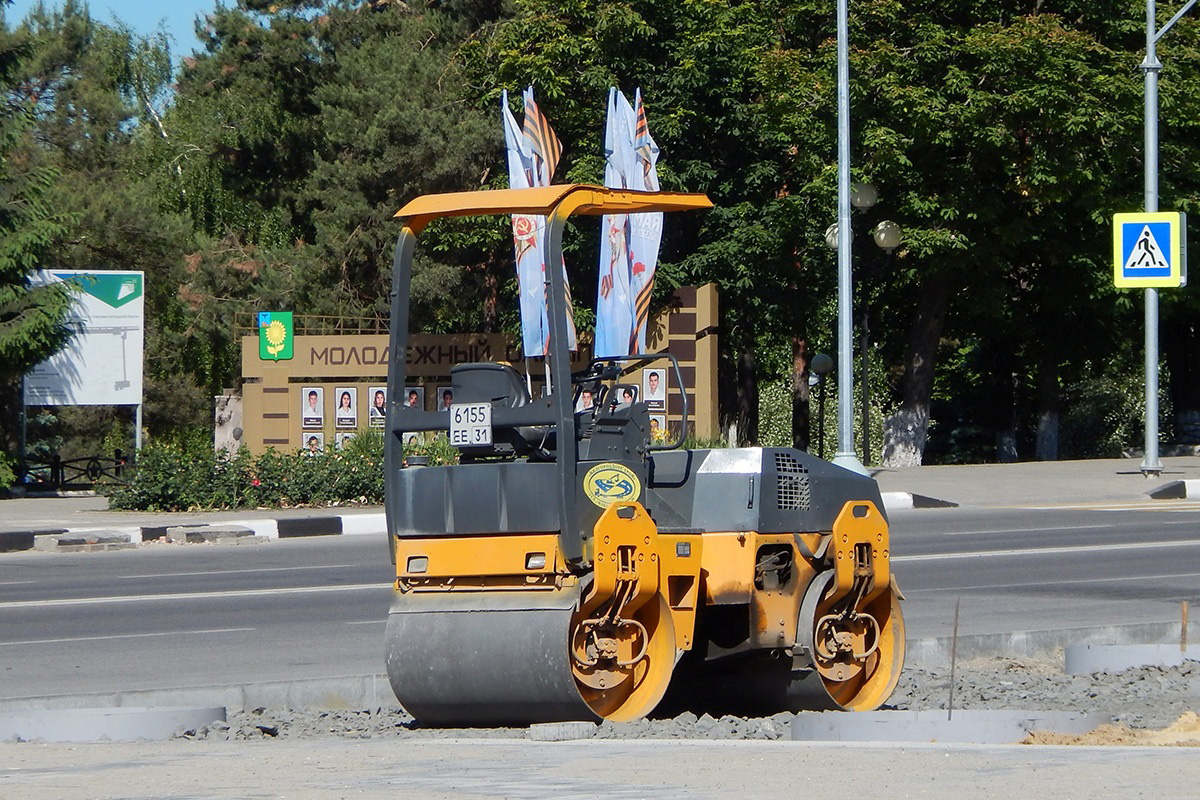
[19,451,130,490]
[233,312,389,338]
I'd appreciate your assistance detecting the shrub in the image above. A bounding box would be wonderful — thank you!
[0,452,17,491]
[108,432,395,511]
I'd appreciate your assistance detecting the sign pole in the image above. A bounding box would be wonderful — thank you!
[18,376,27,476]
[1142,0,1163,476]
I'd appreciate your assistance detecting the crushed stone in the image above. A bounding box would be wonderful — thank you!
[173,658,1200,743]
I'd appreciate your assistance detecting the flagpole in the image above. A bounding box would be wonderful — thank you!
[832,0,867,476]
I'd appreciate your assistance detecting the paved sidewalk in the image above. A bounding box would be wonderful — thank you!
[0,495,384,534]
[873,454,1200,508]
[3,454,1197,553]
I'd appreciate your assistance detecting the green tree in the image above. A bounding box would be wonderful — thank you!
[10,2,205,434]
[0,5,72,395]
[138,0,507,409]
[462,0,843,442]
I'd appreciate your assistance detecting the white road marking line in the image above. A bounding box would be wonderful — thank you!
[117,564,360,580]
[0,627,255,646]
[345,620,388,625]
[937,524,1107,536]
[893,538,1200,562]
[1020,502,1200,511]
[932,519,1200,536]
[904,570,1200,593]
[0,580,36,586]
[0,583,386,610]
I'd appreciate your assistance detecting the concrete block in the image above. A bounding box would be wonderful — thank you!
[528,721,598,741]
[1065,643,1200,674]
[0,706,226,742]
[165,525,257,544]
[791,709,1109,744]
[33,531,136,552]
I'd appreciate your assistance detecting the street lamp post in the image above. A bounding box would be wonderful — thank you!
[832,0,867,476]
[823,182,876,474]
[1140,0,1197,476]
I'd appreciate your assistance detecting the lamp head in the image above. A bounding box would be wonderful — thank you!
[872,219,902,252]
[851,182,878,210]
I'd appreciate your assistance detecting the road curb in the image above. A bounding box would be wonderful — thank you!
[1147,479,1200,500]
[0,674,397,714]
[880,492,958,510]
[906,620,1200,668]
[0,512,387,554]
[0,529,64,552]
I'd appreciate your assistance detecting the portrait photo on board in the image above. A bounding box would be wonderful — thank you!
[368,386,388,427]
[612,384,638,409]
[437,386,454,411]
[335,432,356,450]
[300,386,323,429]
[643,368,666,410]
[303,432,325,452]
[403,386,425,411]
[334,387,357,429]
[648,414,666,442]
[575,387,596,414]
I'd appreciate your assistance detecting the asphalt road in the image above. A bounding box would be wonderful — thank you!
[891,500,1200,643]
[1,536,395,699]
[3,500,1200,701]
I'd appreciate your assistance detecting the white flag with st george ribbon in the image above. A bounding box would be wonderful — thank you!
[595,88,663,358]
[501,87,577,358]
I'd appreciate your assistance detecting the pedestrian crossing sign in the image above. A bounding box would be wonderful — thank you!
[1113,211,1187,288]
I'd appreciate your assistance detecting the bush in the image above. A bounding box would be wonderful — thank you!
[106,430,465,511]
[0,452,17,491]
[109,432,386,511]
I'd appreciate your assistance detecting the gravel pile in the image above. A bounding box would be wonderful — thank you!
[176,657,1200,741]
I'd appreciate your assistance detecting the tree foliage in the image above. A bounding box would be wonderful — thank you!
[0,6,72,389]
[6,0,1200,464]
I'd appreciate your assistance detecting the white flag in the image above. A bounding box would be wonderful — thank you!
[595,88,662,357]
[501,87,577,357]
[626,89,663,354]
[595,88,636,358]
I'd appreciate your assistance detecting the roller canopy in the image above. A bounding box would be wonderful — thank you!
[393,184,713,232]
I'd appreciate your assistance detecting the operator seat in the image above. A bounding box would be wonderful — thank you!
[449,363,542,460]
[450,362,531,408]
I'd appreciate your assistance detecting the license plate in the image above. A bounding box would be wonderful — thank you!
[449,402,492,446]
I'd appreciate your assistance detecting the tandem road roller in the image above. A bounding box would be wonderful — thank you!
[382,184,904,725]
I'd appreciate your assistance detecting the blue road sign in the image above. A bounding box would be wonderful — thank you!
[1113,212,1187,288]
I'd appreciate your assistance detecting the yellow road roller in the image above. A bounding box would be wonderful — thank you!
[383,184,904,725]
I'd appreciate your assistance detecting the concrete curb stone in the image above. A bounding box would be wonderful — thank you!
[33,531,137,553]
[1147,478,1200,500]
[0,512,386,554]
[880,492,958,510]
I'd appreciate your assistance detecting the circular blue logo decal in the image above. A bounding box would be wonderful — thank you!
[583,463,641,508]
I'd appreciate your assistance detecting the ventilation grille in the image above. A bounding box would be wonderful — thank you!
[774,452,811,510]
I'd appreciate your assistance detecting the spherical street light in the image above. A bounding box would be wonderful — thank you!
[872,219,902,252]
[851,182,878,210]
[824,223,841,251]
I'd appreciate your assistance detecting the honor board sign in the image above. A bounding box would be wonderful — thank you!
[23,270,145,406]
